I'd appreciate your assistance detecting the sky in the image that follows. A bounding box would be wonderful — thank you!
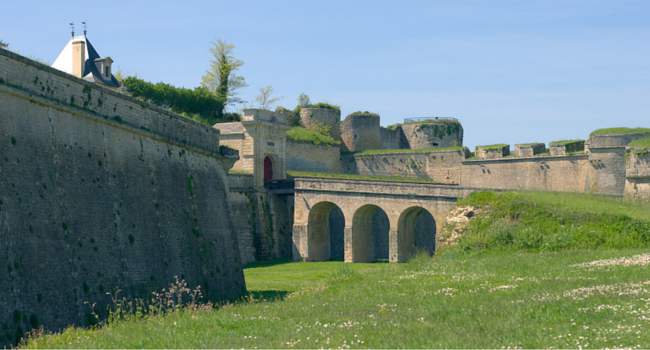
[2,0,648,150]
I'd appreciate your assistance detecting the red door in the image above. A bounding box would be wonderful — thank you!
[264,156,273,181]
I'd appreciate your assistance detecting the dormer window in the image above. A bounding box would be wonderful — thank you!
[94,57,114,81]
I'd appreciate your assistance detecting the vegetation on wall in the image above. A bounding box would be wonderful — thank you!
[628,136,650,149]
[285,127,339,146]
[590,127,650,137]
[0,39,8,49]
[349,111,379,117]
[122,77,239,125]
[310,102,340,111]
[549,139,584,146]
[476,143,508,151]
[387,119,461,130]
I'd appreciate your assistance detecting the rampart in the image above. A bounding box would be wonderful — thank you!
[226,173,294,265]
[299,108,341,141]
[342,148,469,184]
[625,149,650,200]
[286,140,341,173]
[399,122,463,149]
[460,154,589,192]
[340,113,380,152]
[0,49,246,344]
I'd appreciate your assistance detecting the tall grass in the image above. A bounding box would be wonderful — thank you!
[453,191,650,254]
[286,126,340,146]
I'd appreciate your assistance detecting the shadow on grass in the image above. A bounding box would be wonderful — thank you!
[247,290,290,302]
[243,258,293,269]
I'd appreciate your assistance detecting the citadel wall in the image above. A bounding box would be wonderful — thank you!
[460,154,590,192]
[299,108,341,141]
[399,123,464,149]
[379,127,402,150]
[625,150,650,200]
[341,148,469,184]
[286,140,341,173]
[0,49,246,344]
[340,113,380,152]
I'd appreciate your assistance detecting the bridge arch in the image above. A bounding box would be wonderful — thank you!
[395,206,436,262]
[306,201,344,262]
[348,204,389,263]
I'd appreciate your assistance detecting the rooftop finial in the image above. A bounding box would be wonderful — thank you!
[82,21,87,36]
[70,22,75,37]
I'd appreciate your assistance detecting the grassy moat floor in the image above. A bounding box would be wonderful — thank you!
[21,192,650,349]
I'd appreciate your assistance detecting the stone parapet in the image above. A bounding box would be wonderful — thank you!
[589,133,650,147]
[515,143,546,157]
[475,144,510,159]
[550,140,585,156]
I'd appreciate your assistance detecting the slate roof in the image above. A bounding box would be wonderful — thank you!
[52,36,120,87]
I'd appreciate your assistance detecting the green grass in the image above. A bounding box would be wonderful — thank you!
[386,119,461,130]
[349,111,379,117]
[452,191,650,253]
[516,142,542,146]
[590,127,650,137]
[549,139,584,146]
[629,136,650,149]
[476,143,508,151]
[309,102,340,111]
[21,191,650,348]
[228,169,252,174]
[23,249,650,349]
[287,171,439,184]
[286,126,340,146]
[341,146,466,155]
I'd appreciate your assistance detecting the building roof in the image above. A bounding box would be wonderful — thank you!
[52,36,120,87]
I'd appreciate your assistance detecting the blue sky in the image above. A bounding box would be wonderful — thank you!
[2,0,648,149]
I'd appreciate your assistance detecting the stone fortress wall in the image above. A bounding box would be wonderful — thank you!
[0,49,246,345]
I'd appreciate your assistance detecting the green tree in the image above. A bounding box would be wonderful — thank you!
[253,85,283,110]
[201,39,247,110]
[297,93,311,108]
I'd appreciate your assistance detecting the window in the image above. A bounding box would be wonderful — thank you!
[105,66,110,78]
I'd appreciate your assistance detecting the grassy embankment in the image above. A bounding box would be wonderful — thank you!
[285,126,340,146]
[590,127,650,137]
[23,191,650,348]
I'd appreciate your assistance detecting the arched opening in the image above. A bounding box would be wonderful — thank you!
[351,205,389,263]
[264,156,273,181]
[397,207,436,262]
[328,206,345,260]
[307,202,343,262]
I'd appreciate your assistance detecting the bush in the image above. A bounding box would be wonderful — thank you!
[123,76,228,126]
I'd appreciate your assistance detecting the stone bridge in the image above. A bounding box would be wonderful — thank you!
[292,178,476,263]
